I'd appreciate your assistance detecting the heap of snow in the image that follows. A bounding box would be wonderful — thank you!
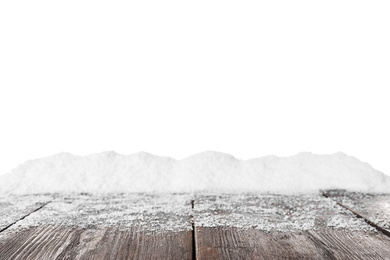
[0,151,389,194]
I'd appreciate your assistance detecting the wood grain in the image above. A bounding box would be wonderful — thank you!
[324,190,390,233]
[308,229,390,260]
[0,225,192,260]
[2,192,390,259]
[194,194,390,260]
[195,227,337,260]
[0,194,193,260]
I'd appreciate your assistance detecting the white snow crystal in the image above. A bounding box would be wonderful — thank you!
[0,151,389,194]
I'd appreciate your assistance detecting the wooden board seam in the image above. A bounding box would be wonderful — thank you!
[191,199,197,260]
[0,201,52,234]
[322,193,390,238]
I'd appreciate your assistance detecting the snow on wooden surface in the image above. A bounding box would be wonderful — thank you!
[324,190,390,234]
[1,192,390,259]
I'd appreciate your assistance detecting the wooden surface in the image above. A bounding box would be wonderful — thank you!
[0,195,52,232]
[1,192,390,259]
[193,194,390,260]
[195,227,335,260]
[0,194,193,260]
[0,225,192,260]
[324,190,390,234]
[195,227,390,260]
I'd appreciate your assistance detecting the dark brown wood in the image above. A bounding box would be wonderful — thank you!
[3,192,390,259]
[308,229,390,260]
[324,190,390,233]
[195,227,337,260]
[0,225,192,260]
[194,194,390,260]
[0,194,193,260]
[195,228,390,260]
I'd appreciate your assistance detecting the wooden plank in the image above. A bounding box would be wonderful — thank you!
[0,225,192,260]
[324,190,390,234]
[194,194,390,260]
[0,194,193,259]
[0,194,52,232]
[308,229,390,260]
[195,227,336,259]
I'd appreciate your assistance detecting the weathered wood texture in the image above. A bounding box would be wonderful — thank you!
[2,192,390,259]
[196,227,335,259]
[308,230,390,260]
[194,194,390,260]
[0,225,192,260]
[0,195,52,231]
[0,194,193,260]
[324,190,390,233]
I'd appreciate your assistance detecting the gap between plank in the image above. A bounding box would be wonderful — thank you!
[322,193,390,238]
[0,201,52,234]
[191,199,197,260]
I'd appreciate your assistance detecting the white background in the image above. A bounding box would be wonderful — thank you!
[1,0,389,176]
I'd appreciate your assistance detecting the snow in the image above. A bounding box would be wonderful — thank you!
[194,194,375,232]
[0,151,389,194]
[1,194,193,233]
[0,194,375,233]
